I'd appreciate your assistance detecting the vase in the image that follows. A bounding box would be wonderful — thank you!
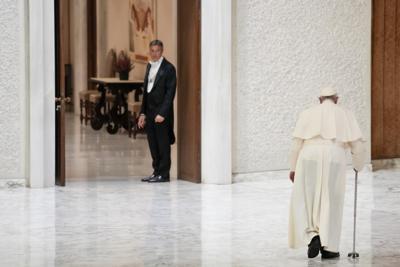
[119,71,129,80]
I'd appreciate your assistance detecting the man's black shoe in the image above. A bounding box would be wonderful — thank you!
[321,248,340,259]
[141,174,156,182]
[308,235,321,258]
[148,175,170,183]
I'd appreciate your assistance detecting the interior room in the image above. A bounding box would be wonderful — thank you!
[55,0,178,182]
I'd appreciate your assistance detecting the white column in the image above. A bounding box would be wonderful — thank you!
[201,0,232,184]
[96,0,108,77]
[70,0,88,115]
[28,0,55,187]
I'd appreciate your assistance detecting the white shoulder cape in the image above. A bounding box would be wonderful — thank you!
[292,101,364,142]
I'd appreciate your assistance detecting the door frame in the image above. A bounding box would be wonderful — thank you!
[28,0,56,187]
[371,0,400,159]
[27,0,233,187]
[177,0,202,183]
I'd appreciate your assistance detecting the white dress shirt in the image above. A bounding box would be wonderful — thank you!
[147,57,164,93]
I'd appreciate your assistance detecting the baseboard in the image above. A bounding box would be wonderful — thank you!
[233,170,288,183]
[0,179,26,188]
[233,164,373,183]
[372,158,400,171]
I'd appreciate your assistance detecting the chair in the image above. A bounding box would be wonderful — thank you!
[79,90,98,125]
[127,89,145,138]
[88,92,115,124]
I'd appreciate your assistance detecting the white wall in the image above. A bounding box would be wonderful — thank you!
[0,0,27,184]
[97,0,133,77]
[96,0,177,79]
[156,0,177,68]
[232,0,371,173]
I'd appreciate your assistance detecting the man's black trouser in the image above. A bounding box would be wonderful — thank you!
[146,116,171,178]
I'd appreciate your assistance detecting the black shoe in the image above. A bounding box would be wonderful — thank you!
[141,174,156,182]
[148,175,170,183]
[321,248,340,259]
[308,235,321,258]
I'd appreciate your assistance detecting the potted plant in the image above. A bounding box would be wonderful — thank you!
[113,50,134,80]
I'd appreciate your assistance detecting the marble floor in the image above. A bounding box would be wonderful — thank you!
[0,168,399,266]
[0,114,399,266]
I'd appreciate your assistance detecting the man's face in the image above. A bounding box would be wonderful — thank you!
[149,45,163,62]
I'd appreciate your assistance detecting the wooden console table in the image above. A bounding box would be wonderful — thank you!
[89,78,144,134]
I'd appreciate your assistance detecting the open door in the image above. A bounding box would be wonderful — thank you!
[55,0,97,186]
[55,0,70,186]
[177,0,201,183]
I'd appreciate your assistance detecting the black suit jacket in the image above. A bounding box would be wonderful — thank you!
[140,58,177,144]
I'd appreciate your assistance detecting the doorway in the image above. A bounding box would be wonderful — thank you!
[177,0,201,183]
[54,0,201,185]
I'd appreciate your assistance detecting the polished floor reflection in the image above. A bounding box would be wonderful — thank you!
[65,112,177,180]
[0,167,399,266]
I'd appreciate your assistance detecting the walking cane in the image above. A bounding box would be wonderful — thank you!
[348,169,360,259]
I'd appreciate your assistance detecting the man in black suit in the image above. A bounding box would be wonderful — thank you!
[138,40,176,183]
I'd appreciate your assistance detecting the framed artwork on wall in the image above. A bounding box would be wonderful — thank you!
[129,0,157,63]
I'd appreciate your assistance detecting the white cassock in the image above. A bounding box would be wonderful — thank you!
[288,99,366,252]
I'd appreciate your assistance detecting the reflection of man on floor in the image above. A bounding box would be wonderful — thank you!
[288,87,366,259]
[138,40,176,183]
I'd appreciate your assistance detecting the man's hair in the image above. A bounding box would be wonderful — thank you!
[320,95,338,101]
[149,39,164,49]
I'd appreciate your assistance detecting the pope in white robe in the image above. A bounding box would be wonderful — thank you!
[288,87,366,259]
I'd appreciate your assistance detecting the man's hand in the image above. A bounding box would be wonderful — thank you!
[155,115,165,123]
[289,171,295,183]
[138,115,146,129]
